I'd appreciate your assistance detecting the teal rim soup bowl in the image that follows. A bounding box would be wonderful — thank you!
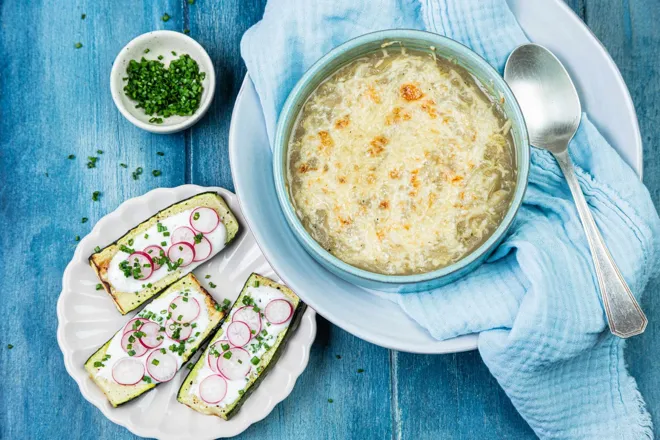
[273,29,529,293]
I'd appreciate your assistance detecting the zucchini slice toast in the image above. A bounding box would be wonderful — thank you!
[90,191,239,314]
[177,273,306,420]
[84,274,226,407]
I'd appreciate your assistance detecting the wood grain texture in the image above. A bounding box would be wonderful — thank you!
[0,0,658,439]
[582,0,660,433]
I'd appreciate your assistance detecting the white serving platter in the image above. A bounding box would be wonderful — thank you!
[57,185,316,439]
[229,0,642,354]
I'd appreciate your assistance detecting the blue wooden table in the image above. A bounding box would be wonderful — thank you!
[1,1,658,438]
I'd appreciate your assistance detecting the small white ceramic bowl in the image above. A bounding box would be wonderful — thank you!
[110,30,216,134]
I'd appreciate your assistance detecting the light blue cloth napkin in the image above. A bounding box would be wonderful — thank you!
[241,1,660,438]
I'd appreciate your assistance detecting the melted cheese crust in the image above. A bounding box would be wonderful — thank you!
[287,49,515,275]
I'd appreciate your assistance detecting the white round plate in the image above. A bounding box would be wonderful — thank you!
[229,0,643,354]
[57,185,316,439]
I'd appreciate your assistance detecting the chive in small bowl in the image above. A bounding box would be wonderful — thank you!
[110,30,216,134]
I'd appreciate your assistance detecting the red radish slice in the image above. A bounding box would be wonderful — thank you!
[226,321,251,347]
[265,299,293,324]
[123,317,146,334]
[207,340,228,372]
[217,348,251,380]
[193,236,212,262]
[171,226,196,245]
[165,321,193,342]
[167,242,195,267]
[232,306,262,336]
[199,375,228,404]
[169,296,200,323]
[138,322,164,349]
[126,252,154,280]
[190,207,220,233]
[112,358,145,385]
[146,350,178,383]
[121,330,148,357]
[143,245,165,270]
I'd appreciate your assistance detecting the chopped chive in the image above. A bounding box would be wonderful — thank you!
[75,235,80,242]
[7,344,14,350]
[357,369,365,373]
[144,48,150,54]
[183,29,190,34]
[250,356,260,365]
[205,275,211,279]
[151,359,160,366]
[81,217,88,223]
[223,351,232,359]
[152,170,162,177]
[162,13,170,22]
[81,13,86,19]
[157,151,164,156]
[120,163,128,168]
[209,282,216,288]
[335,354,341,360]
[95,284,103,290]
[94,246,101,253]
[92,191,101,201]
[97,149,103,154]
[74,42,83,49]
[68,154,76,159]
[328,398,334,403]
[93,361,103,368]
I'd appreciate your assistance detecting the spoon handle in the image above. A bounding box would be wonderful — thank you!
[553,150,647,338]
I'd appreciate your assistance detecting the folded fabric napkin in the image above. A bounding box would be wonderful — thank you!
[241,1,660,438]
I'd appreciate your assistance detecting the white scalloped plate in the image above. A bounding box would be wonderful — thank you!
[57,185,316,439]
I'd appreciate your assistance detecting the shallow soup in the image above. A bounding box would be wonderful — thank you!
[286,47,516,276]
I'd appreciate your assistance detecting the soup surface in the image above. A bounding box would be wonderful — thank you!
[287,47,516,275]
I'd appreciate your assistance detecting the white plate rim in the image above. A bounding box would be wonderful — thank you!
[229,0,643,354]
[56,185,317,439]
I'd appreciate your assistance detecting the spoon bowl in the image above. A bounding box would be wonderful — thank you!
[505,44,581,154]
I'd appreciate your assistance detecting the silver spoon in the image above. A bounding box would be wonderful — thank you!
[504,43,647,338]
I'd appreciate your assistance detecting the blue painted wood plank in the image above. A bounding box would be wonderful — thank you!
[583,2,660,439]
[187,1,394,438]
[0,1,183,439]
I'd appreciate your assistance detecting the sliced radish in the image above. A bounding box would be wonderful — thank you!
[217,347,251,380]
[171,226,196,245]
[265,299,293,324]
[121,330,148,357]
[126,251,154,280]
[146,350,178,383]
[226,321,251,347]
[165,320,193,342]
[232,306,262,336]
[169,296,200,323]
[167,242,195,267]
[199,375,228,404]
[190,207,220,233]
[112,358,145,385]
[207,340,228,372]
[193,236,212,262]
[138,322,165,349]
[143,245,165,270]
[123,317,146,334]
